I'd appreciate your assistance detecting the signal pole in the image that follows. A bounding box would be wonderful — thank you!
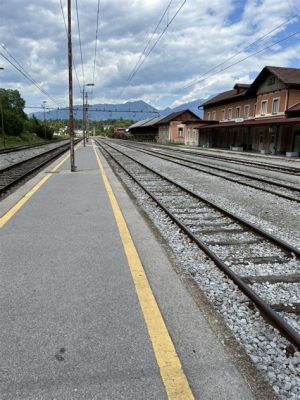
[67,0,76,171]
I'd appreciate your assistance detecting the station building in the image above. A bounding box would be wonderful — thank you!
[199,66,300,156]
[128,110,201,143]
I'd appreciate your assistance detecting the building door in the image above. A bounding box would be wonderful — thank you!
[293,130,300,152]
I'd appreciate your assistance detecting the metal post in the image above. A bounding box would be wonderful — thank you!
[82,87,86,146]
[82,83,94,146]
[68,0,76,171]
[42,100,47,139]
[85,92,88,143]
[0,97,5,148]
[0,67,5,148]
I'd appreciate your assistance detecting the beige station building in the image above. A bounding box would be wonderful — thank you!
[129,66,300,156]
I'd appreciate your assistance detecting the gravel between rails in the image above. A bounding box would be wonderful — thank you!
[100,143,300,400]
[0,140,70,170]
[109,142,300,249]
[125,141,300,185]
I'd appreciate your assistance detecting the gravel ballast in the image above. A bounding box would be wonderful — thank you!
[101,142,300,400]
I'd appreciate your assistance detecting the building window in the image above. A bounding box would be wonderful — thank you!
[261,100,267,115]
[228,108,232,120]
[207,112,211,120]
[212,111,216,120]
[178,127,183,137]
[268,76,275,86]
[221,109,225,121]
[236,107,240,118]
[254,104,257,117]
[244,105,249,118]
[272,98,279,114]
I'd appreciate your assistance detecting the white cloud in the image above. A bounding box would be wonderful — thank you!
[0,0,300,111]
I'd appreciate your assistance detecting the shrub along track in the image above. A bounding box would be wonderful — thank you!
[108,140,300,203]
[96,138,300,350]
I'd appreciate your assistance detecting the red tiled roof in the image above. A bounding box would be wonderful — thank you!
[266,66,300,86]
[287,102,300,112]
[155,109,200,125]
[201,89,247,107]
[201,66,300,109]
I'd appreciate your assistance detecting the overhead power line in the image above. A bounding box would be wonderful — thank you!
[180,13,299,91]
[0,49,60,106]
[59,0,82,93]
[121,0,186,96]
[181,28,300,94]
[126,0,174,83]
[92,0,101,86]
[25,105,159,114]
[75,0,85,85]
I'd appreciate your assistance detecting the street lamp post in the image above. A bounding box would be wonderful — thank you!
[82,83,94,146]
[0,67,5,148]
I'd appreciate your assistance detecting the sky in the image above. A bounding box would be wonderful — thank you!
[0,0,300,113]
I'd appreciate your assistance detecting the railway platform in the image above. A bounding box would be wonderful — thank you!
[0,141,276,399]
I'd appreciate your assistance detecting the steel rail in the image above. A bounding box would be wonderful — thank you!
[0,141,79,195]
[114,141,300,202]
[96,139,300,349]
[100,140,300,256]
[134,140,300,175]
[0,140,68,155]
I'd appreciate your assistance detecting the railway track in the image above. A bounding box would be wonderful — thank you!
[129,141,300,175]
[0,141,55,155]
[110,140,300,203]
[96,139,300,349]
[0,141,78,197]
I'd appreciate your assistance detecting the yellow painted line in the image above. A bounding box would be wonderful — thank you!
[93,142,194,400]
[0,150,71,229]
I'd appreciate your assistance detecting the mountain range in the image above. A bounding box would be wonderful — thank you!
[32,99,205,121]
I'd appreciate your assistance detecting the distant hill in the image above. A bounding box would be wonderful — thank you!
[31,99,205,121]
[159,99,204,118]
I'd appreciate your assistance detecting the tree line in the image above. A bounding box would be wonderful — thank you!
[0,89,54,140]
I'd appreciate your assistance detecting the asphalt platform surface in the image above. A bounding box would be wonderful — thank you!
[0,142,276,399]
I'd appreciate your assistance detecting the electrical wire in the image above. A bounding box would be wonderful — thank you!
[92,0,101,86]
[75,0,85,85]
[121,0,186,96]
[59,0,82,93]
[0,51,60,106]
[181,29,300,93]
[126,0,174,83]
[180,13,299,91]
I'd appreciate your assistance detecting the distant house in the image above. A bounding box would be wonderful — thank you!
[199,66,300,155]
[127,116,161,141]
[128,110,201,144]
[113,127,126,134]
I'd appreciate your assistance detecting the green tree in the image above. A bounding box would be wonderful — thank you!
[0,89,27,136]
[24,115,54,140]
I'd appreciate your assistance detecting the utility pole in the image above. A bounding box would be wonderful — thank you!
[85,92,89,143]
[82,83,94,146]
[82,88,86,146]
[68,0,76,171]
[42,100,47,139]
[0,67,5,148]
